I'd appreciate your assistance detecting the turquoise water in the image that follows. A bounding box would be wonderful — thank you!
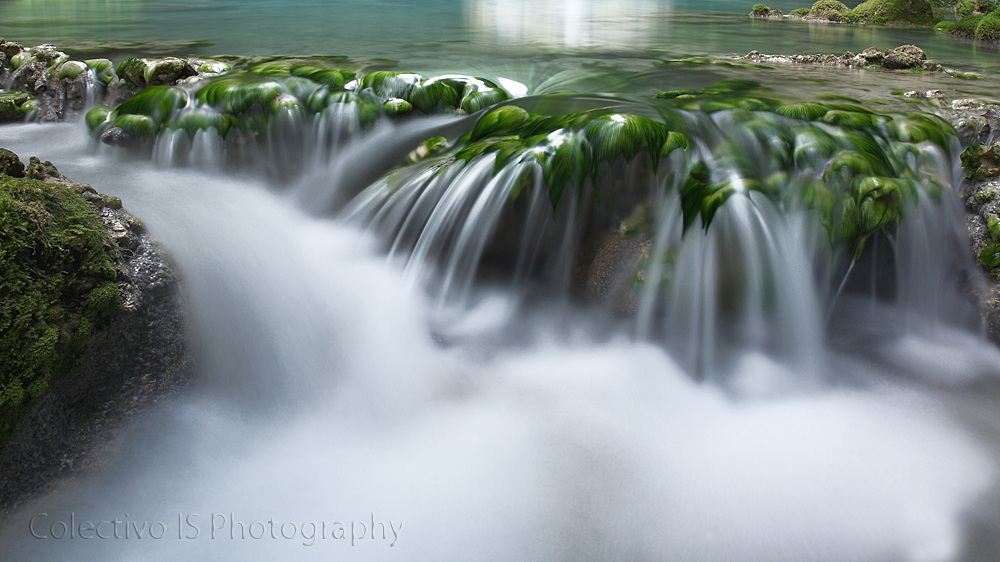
[2,0,1000,68]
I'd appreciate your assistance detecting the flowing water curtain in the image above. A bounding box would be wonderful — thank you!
[341,92,962,375]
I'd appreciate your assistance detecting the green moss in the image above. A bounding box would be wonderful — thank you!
[115,85,189,125]
[111,114,158,139]
[167,109,237,139]
[116,57,147,88]
[810,0,850,20]
[197,61,231,74]
[10,51,35,70]
[358,72,510,113]
[950,13,983,35]
[961,141,1000,179]
[0,92,33,123]
[85,105,113,133]
[854,0,939,25]
[751,3,772,16]
[775,102,832,120]
[0,172,122,445]
[57,60,88,80]
[790,7,811,15]
[975,11,1000,40]
[196,75,284,115]
[841,9,861,22]
[85,58,116,84]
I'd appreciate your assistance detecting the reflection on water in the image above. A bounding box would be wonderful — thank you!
[465,0,672,48]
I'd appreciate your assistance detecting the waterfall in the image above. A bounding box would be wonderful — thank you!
[1,73,999,562]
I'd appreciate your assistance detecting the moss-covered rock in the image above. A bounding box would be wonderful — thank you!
[810,0,850,20]
[961,141,1000,179]
[841,9,861,22]
[359,71,511,113]
[789,7,812,15]
[0,92,33,122]
[0,149,25,177]
[115,57,147,89]
[0,165,123,445]
[951,13,985,36]
[975,11,1000,40]
[383,97,413,115]
[854,0,939,25]
[56,60,88,81]
[144,57,196,86]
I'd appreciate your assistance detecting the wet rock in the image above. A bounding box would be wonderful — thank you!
[116,57,147,89]
[963,142,1000,180]
[24,156,63,182]
[0,38,23,61]
[100,127,135,147]
[954,98,982,111]
[861,47,884,64]
[144,57,196,86]
[0,92,31,122]
[586,233,652,316]
[883,45,925,69]
[0,157,190,516]
[0,148,25,177]
[1,43,97,122]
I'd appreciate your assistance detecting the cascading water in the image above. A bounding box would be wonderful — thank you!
[3,58,1000,562]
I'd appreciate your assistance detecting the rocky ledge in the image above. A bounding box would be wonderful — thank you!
[0,150,191,520]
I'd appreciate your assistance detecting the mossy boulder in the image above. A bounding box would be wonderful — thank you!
[751,3,773,16]
[359,72,511,113]
[195,74,284,115]
[383,98,413,115]
[975,11,1000,41]
[57,60,88,81]
[789,7,812,15]
[810,0,850,20]
[0,166,123,445]
[854,0,939,25]
[961,141,1000,179]
[115,57,148,89]
[0,92,33,122]
[144,57,196,86]
[951,13,985,36]
[0,148,25,177]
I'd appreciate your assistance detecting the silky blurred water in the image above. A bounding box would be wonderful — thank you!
[3,1,1000,560]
